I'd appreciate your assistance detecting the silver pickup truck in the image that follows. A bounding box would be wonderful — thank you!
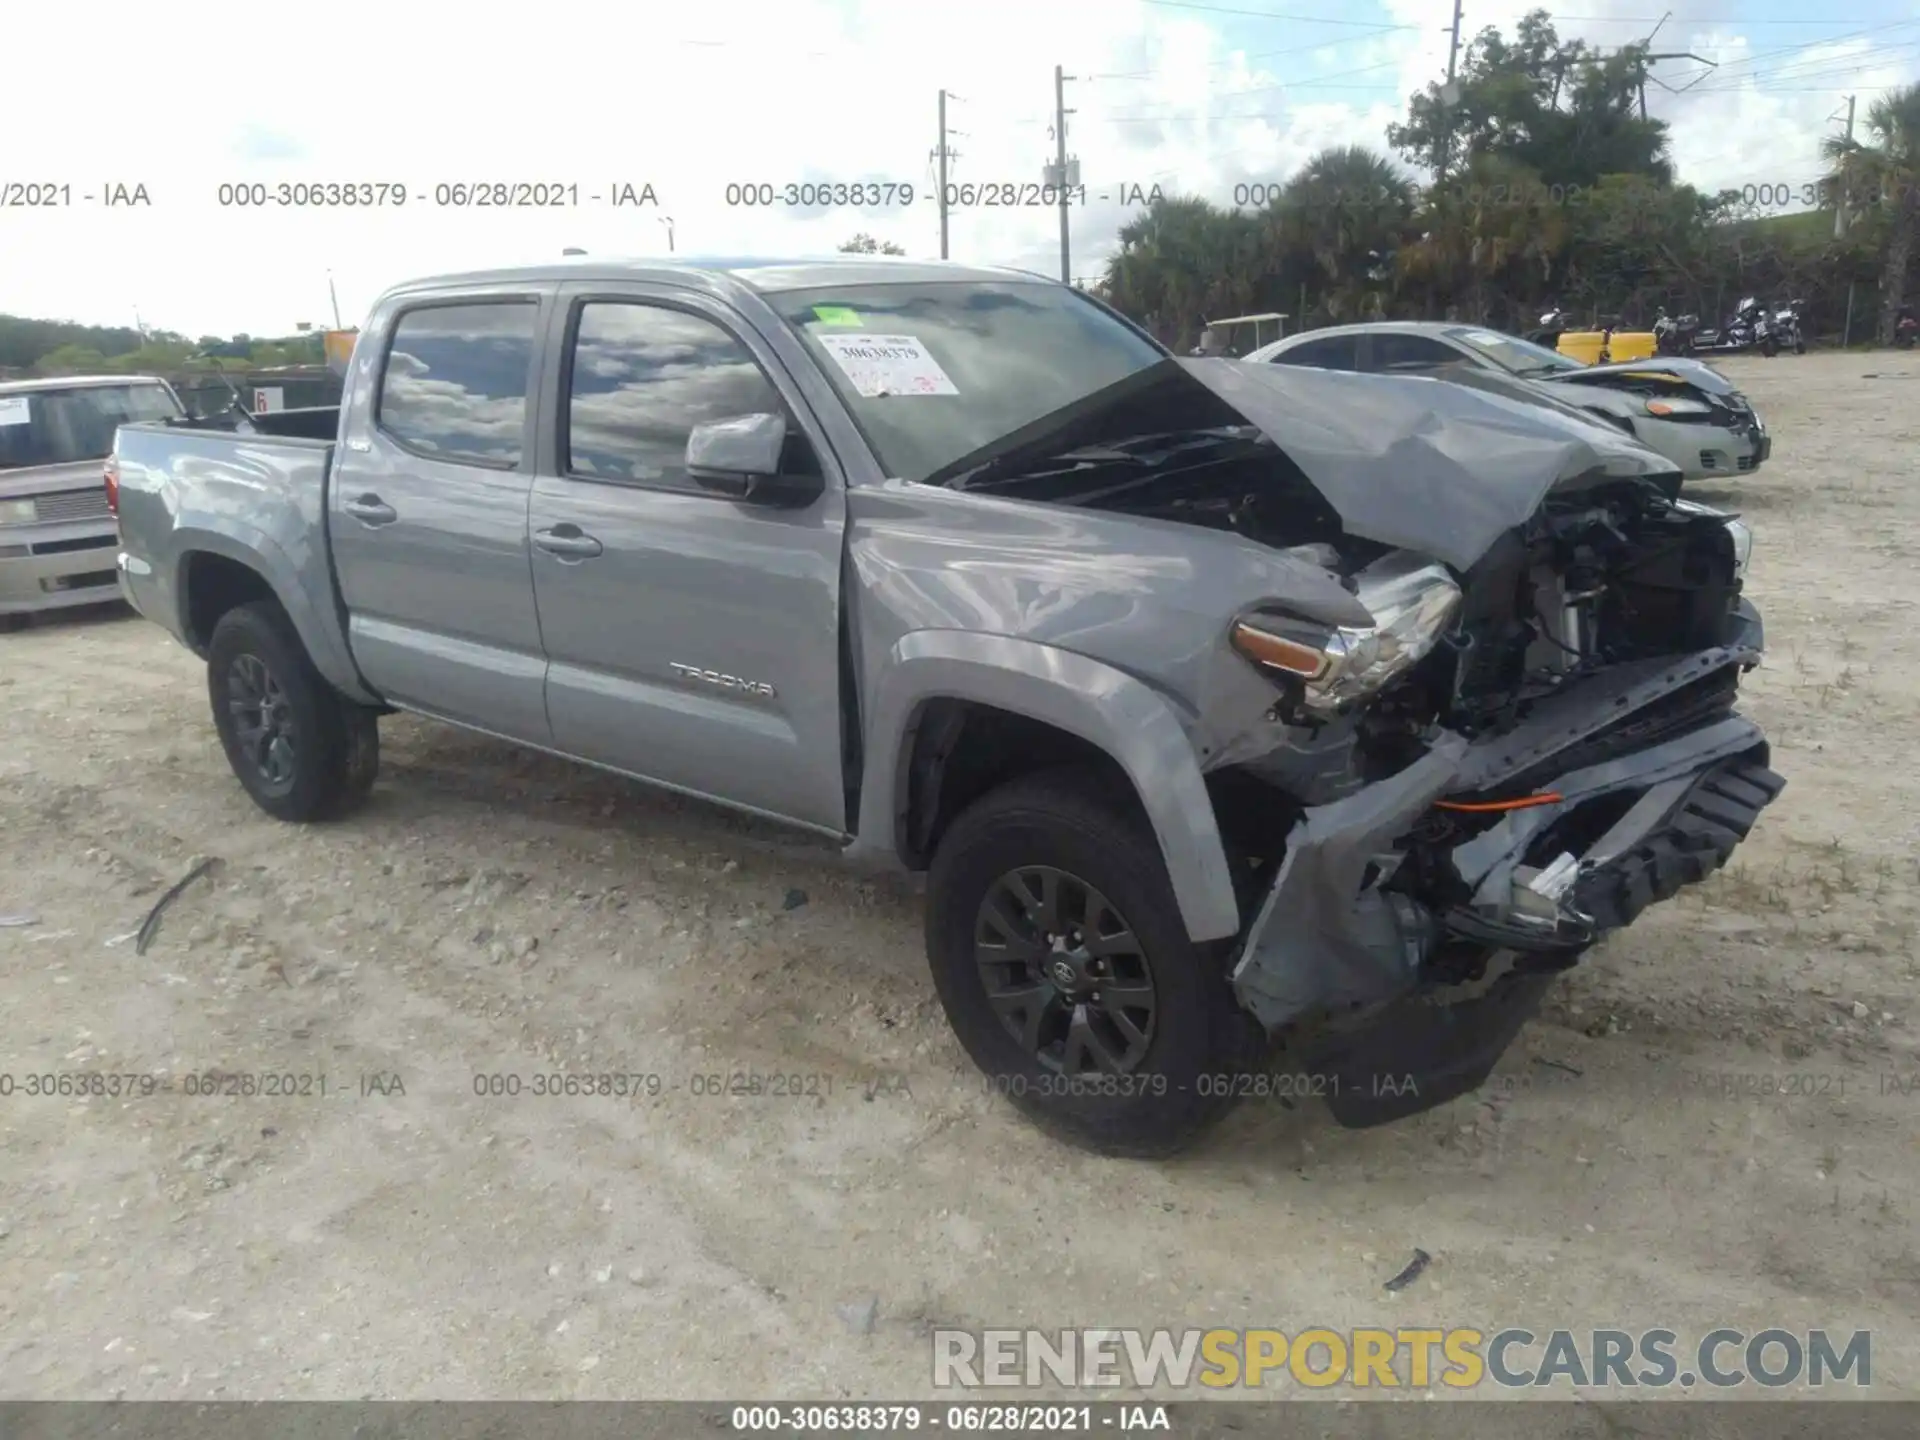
[112,257,1783,1154]
[2,374,185,625]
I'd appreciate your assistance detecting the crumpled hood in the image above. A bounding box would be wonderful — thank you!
[1180,358,1678,571]
[1539,355,1737,395]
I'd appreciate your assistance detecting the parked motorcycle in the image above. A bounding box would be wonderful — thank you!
[1770,299,1807,355]
[1528,307,1570,348]
[1653,308,1701,356]
[1693,296,1765,354]
[1894,304,1917,350]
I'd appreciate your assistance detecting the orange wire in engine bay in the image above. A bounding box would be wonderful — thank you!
[1432,793,1565,813]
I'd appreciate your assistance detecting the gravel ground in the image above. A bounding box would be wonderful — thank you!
[1,352,1916,1405]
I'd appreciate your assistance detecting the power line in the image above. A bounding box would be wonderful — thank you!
[1653,16,1920,86]
[1139,0,1417,26]
[1687,42,1920,87]
[1074,57,1411,121]
[1090,29,1404,80]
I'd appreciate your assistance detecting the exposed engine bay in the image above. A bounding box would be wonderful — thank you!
[952,419,1749,776]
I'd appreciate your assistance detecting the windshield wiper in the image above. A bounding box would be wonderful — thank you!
[951,426,1259,492]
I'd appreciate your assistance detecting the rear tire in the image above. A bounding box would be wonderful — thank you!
[925,768,1263,1157]
[207,600,379,822]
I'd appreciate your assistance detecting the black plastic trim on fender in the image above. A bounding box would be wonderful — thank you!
[1304,970,1557,1128]
[1572,753,1786,930]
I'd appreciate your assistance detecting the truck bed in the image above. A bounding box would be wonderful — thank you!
[112,419,370,703]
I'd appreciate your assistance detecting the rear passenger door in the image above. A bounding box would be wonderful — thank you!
[1268,334,1359,371]
[328,291,552,742]
[525,285,850,833]
[1369,332,1464,375]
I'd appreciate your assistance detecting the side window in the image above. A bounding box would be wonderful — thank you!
[378,301,538,467]
[1373,334,1461,372]
[1271,336,1357,371]
[564,302,802,489]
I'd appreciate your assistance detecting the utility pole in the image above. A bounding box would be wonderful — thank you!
[1835,95,1857,240]
[934,90,963,260]
[1438,0,1463,182]
[1052,65,1076,283]
[327,271,343,330]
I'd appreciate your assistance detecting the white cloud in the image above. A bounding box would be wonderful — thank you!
[4,0,1916,335]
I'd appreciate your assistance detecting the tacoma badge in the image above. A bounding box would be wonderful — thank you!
[669,662,776,699]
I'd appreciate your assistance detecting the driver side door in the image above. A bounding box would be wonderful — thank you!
[525,285,851,833]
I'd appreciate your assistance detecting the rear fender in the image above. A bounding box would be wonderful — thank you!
[171,524,377,705]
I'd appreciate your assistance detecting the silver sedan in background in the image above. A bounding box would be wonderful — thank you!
[1244,322,1770,484]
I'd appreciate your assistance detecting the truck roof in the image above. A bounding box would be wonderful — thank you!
[378,255,1058,305]
[0,374,172,394]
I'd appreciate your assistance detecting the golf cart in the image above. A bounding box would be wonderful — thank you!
[1191,313,1288,358]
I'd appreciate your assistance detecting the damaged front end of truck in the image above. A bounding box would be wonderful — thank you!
[1192,359,1782,1125]
[940,356,1784,1127]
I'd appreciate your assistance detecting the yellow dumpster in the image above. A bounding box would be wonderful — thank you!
[1558,330,1658,365]
[323,329,359,377]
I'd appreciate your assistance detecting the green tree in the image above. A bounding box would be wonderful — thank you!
[1390,9,1671,188]
[838,233,907,255]
[31,344,111,376]
[1101,196,1267,348]
[1822,82,1920,343]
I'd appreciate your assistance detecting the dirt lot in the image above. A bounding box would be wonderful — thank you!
[2,351,1917,1406]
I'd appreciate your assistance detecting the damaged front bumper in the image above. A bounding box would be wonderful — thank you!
[1230,601,1784,1125]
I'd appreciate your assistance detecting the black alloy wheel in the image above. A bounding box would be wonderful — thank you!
[226,652,299,794]
[974,865,1157,1074]
[206,599,380,822]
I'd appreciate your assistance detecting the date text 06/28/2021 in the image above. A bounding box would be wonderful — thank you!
[720,181,1168,208]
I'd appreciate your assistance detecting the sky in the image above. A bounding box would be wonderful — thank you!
[5,0,1918,337]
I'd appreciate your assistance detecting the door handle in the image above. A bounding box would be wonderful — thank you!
[533,525,604,559]
[342,494,397,526]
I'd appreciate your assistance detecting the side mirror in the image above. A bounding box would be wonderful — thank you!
[684,412,822,507]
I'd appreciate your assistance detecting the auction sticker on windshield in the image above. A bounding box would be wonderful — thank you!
[816,333,959,396]
[0,396,31,427]
[810,305,865,327]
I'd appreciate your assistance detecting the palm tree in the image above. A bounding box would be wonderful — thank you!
[1822,83,1920,344]
[1103,198,1265,349]
[1399,156,1573,325]
[1269,147,1417,319]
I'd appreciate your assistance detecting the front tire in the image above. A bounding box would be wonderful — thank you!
[925,769,1263,1156]
[207,600,379,822]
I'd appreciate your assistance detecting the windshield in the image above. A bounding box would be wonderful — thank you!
[0,382,183,469]
[1446,328,1585,377]
[767,281,1165,483]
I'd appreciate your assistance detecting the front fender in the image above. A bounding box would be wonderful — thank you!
[851,629,1242,943]
[168,523,377,705]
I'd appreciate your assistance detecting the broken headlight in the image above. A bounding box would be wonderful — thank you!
[1231,553,1462,714]
[1673,497,1753,579]
[1723,517,1753,577]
